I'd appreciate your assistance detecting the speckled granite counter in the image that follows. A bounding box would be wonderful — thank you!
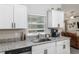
[0,36,70,52]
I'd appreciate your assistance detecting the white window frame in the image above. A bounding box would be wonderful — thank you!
[27,15,46,36]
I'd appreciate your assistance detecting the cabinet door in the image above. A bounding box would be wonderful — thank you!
[14,5,27,29]
[47,10,52,28]
[32,44,45,54]
[47,42,56,54]
[32,43,56,54]
[48,10,64,28]
[0,52,5,54]
[0,5,13,29]
[56,40,70,54]
[58,11,64,28]
[48,10,58,28]
[63,40,70,54]
[52,11,59,28]
[56,40,65,54]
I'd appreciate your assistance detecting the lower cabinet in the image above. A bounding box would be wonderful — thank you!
[56,40,70,54]
[0,52,5,54]
[0,39,70,54]
[32,39,70,54]
[32,42,56,54]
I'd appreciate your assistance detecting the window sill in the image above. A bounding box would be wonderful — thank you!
[27,32,46,36]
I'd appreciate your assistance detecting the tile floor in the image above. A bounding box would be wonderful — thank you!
[71,47,79,54]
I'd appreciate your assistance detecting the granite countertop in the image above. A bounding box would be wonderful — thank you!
[0,36,70,52]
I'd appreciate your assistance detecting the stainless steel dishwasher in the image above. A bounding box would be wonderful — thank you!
[5,46,32,54]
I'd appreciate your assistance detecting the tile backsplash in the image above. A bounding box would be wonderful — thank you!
[0,29,26,40]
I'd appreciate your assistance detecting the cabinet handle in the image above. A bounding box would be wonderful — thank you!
[12,22,14,28]
[63,45,66,49]
[44,49,47,54]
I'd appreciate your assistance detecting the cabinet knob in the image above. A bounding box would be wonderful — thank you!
[12,22,14,28]
[44,49,47,54]
[63,45,66,49]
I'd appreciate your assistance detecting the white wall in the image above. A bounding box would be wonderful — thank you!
[62,4,79,33]
[62,4,79,20]
[26,4,62,16]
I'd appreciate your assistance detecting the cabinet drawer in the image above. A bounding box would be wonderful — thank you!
[32,43,55,50]
[57,40,65,45]
[57,40,70,45]
[56,40,70,50]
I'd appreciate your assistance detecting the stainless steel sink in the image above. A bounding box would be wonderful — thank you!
[32,38,51,43]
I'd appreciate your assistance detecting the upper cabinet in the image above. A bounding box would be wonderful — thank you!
[14,5,27,29]
[0,5,27,29]
[48,10,64,28]
[0,5,13,29]
[58,11,64,28]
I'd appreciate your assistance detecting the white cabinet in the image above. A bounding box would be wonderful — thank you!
[47,43,56,54]
[56,40,70,54]
[32,39,70,54]
[57,11,64,28]
[14,5,27,28]
[32,42,56,54]
[0,5,13,29]
[48,10,64,28]
[0,5,27,29]
[0,52,5,54]
[48,10,58,28]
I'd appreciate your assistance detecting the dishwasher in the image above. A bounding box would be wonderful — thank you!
[5,46,32,54]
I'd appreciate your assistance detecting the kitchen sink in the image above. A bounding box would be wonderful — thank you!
[32,38,51,43]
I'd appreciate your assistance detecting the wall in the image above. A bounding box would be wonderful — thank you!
[0,29,25,39]
[66,19,77,33]
[26,4,62,16]
[66,18,79,36]
[62,4,79,20]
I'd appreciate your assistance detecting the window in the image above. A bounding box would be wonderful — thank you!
[28,15,46,35]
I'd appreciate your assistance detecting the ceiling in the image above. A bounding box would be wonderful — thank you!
[62,4,79,20]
